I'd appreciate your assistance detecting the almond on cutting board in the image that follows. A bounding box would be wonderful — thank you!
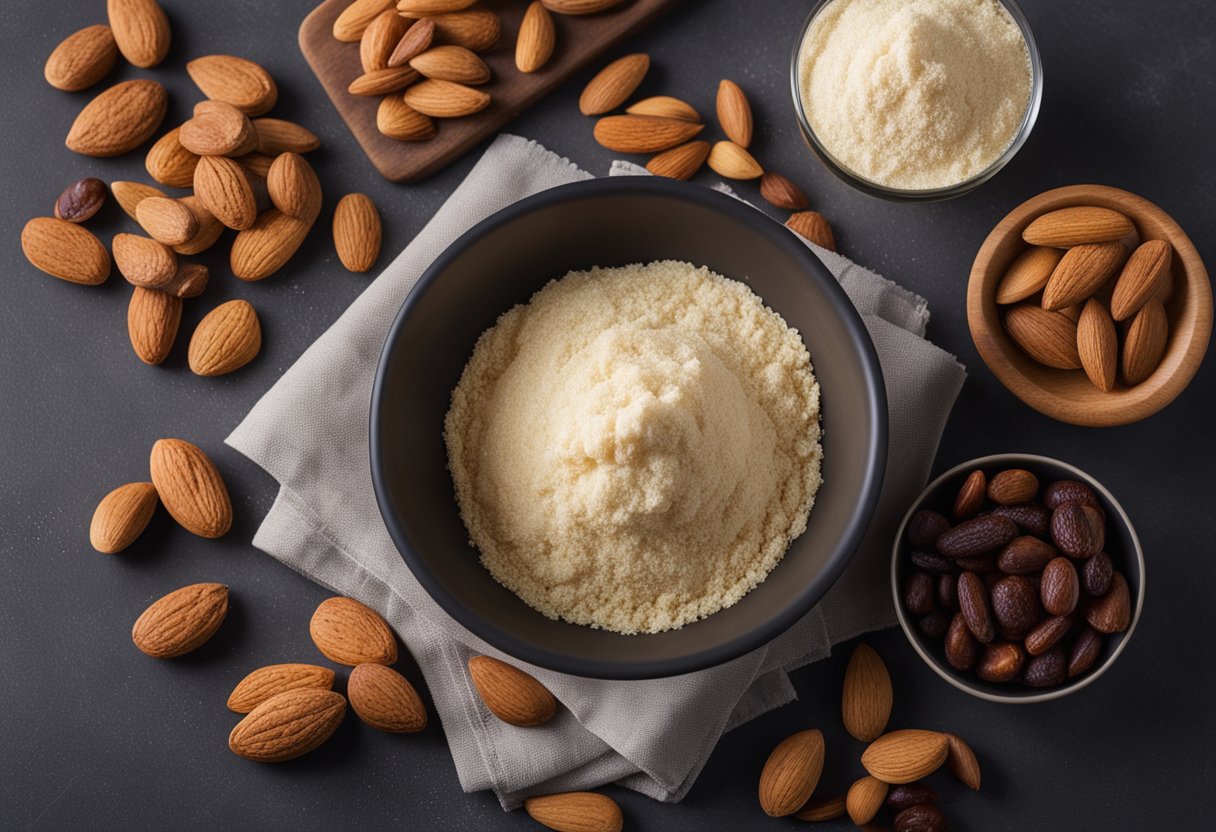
[361,10,409,73]
[645,140,709,181]
[194,155,258,231]
[21,217,110,285]
[113,233,177,288]
[401,78,489,117]
[841,644,892,742]
[995,246,1064,304]
[1077,298,1118,392]
[593,115,704,153]
[759,172,809,211]
[860,730,949,784]
[579,53,650,115]
[1111,239,1172,321]
[149,438,233,537]
[188,299,262,377]
[524,792,623,832]
[187,54,278,116]
[716,79,753,148]
[377,95,438,141]
[179,100,258,157]
[758,729,825,817]
[45,24,118,91]
[267,152,323,221]
[333,0,395,42]
[423,7,501,52]
[410,45,491,85]
[66,79,168,157]
[786,211,836,252]
[107,0,170,68]
[252,118,321,154]
[1121,299,1168,385]
[227,664,336,714]
[1022,206,1135,247]
[1003,304,1082,369]
[707,140,762,180]
[145,127,201,188]
[467,655,557,726]
[89,482,158,554]
[1041,241,1127,311]
[515,1,555,74]
[333,193,382,273]
[399,0,479,13]
[348,663,427,733]
[136,197,199,247]
[348,66,421,96]
[230,209,312,281]
[131,582,228,658]
[388,18,435,67]
[229,689,347,762]
[309,597,398,666]
[543,0,628,14]
[627,95,700,123]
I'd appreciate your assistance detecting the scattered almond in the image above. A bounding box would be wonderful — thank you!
[593,114,704,153]
[128,287,181,365]
[758,729,825,817]
[524,792,623,832]
[162,262,210,298]
[944,732,981,790]
[228,664,336,714]
[645,140,709,180]
[707,140,762,180]
[267,152,323,221]
[786,211,837,252]
[238,152,276,179]
[149,438,233,537]
[1121,299,1168,385]
[107,0,170,68]
[173,196,225,256]
[1111,239,1171,321]
[361,10,409,72]
[188,299,262,377]
[1022,206,1134,247]
[543,0,627,14]
[187,54,278,116]
[467,655,557,726]
[1041,241,1126,311]
[229,689,347,762]
[252,118,321,155]
[627,95,699,122]
[860,730,949,784]
[333,193,382,273]
[180,100,258,157]
[348,663,427,733]
[515,1,556,74]
[794,794,847,822]
[21,217,110,285]
[410,44,490,84]
[716,79,752,148]
[136,197,199,247]
[113,233,177,288]
[112,180,166,220]
[333,0,395,42]
[348,66,421,96]
[846,776,889,825]
[1003,304,1082,369]
[230,209,312,281]
[403,78,490,117]
[194,155,257,231]
[388,18,435,67]
[377,95,438,141]
[89,482,158,554]
[45,24,118,91]
[759,172,809,211]
[66,79,168,157]
[842,644,892,742]
[145,127,201,188]
[579,53,649,116]
[131,582,228,658]
[1077,298,1117,392]
[309,597,398,666]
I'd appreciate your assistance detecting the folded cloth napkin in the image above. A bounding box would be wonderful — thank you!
[227,134,966,807]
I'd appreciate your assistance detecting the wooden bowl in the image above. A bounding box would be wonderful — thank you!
[968,184,1212,426]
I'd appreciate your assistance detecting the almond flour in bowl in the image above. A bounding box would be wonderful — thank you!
[444,260,822,635]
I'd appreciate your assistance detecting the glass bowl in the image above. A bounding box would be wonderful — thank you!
[789,0,1044,202]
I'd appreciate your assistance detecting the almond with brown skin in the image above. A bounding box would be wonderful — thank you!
[1068,626,1103,677]
[1023,645,1068,687]
[173,196,225,256]
[759,172,809,211]
[1004,304,1082,369]
[145,127,200,188]
[334,193,382,273]
[55,178,109,223]
[45,25,119,91]
[707,140,762,180]
[758,729,824,817]
[180,100,258,157]
[627,96,700,122]
[937,515,1017,559]
[128,287,181,364]
[389,18,434,67]
[957,571,994,643]
[944,612,977,670]
[944,733,981,790]
[468,655,557,726]
[402,78,489,116]
[997,535,1057,574]
[786,211,836,252]
[542,0,627,12]
[593,114,703,153]
[188,299,261,377]
[1084,571,1131,633]
[333,0,394,41]
[953,469,986,519]
[995,246,1063,304]
[410,45,490,84]
[990,575,1039,639]
[227,664,336,714]
[66,79,168,157]
[846,776,888,826]
[194,155,257,230]
[231,209,311,281]
[377,95,437,141]
[842,644,892,742]
[1121,299,1168,385]
[136,197,199,247]
[1044,480,1100,511]
[524,792,623,832]
[361,10,409,72]
[645,140,709,180]
[1042,241,1126,311]
[150,438,232,535]
[162,262,209,299]
[108,0,170,68]
[399,0,478,12]
[1111,239,1171,321]
[987,469,1038,505]
[425,6,500,52]
[113,233,176,288]
[1022,206,1134,247]
[310,597,398,666]
[1041,557,1080,616]
[22,217,110,285]
[229,689,347,762]
[515,1,555,73]
[112,180,165,220]
[861,730,948,785]
[716,79,752,148]
[187,54,278,116]
[90,482,158,554]
[252,118,321,154]
[132,582,228,658]
[348,663,427,732]
[1077,298,1118,391]
[1051,503,1100,558]
[267,152,322,222]
[349,66,421,96]
[579,53,650,116]
[1082,551,1113,596]
[1025,613,1074,656]
[976,641,1024,682]
[990,502,1050,537]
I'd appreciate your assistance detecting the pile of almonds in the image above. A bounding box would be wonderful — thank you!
[997,205,1174,390]
[901,467,1133,691]
[759,643,979,831]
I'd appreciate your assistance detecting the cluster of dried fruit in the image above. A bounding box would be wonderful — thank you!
[759,644,978,831]
[902,468,1132,690]
[579,57,838,253]
[997,206,1174,390]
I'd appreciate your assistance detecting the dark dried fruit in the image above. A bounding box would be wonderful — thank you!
[1044,480,1099,510]
[936,574,957,609]
[956,555,998,574]
[1051,503,1100,558]
[55,177,108,223]
[937,515,1017,559]
[908,510,951,549]
[894,803,948,832]
[904,571,935,615]
[918,611,949,639]
[1068,626,1103,677]
[1041,557,1080,616]
[1025,614,1074,656]
[944,613,977,670]
[997,535,1057,574]
[987,469,1038,505]
[990,575,1040,638]
[957,572,994,644]
[953,470,986,519]
[1082,552,1113,596]
[990,502,1050,537]
[911,550,955,574]
[977,641,1024,683]
[1084,571,1131,633]
[1082,504,1106,552]
[1023,646,1067,688]
[887,783,938,811]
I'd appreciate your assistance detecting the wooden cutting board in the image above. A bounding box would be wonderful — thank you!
[299,0,679,183]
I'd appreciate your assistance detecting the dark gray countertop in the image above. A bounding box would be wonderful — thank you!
[3,0,1213,829]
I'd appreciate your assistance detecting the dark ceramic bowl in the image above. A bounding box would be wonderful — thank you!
[891,454,1145,702]
[371,177,887,679]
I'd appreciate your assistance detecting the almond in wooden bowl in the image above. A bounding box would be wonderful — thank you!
[968,184,1211,426]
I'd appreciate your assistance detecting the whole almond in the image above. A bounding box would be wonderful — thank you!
[1051,503,1100,559]
[977,641,1025,682]
[990,502,1050,537]
[90,482,158,554]
[389,18,435,67]
[55,178,109,223]
[1082,551,1114,597]
[1111,240,1171,321]
[399,0,478,12]
[758,729,824,817]
[944,732,981,790]
[1004,304,1082,369]
[162,262,210,298]
[543,0,627,12]
[66,79,168,157]
[132,582,228,658]
[348,66,421,96]
[1084,571,1131,633]
[124,289,180,356]
[267,152,322,221]
[113,233,176,288]
[944,612,977,670]
[1023,206,1134,247]
[333,0,395,42]
[45,24,119,91]
[861,730,948,784]
[136,197,199,247]
[187,54,278,116]
[348,663,427,733]
[238,152,276,179]
[987,469,1038,505]
[310,597,398,665]
[1041,557,1080,616]
[188,299,261,377]
[953,469,986,518]
[1121,300,1168,385]
[377,94,438,141]
[1025,613,1075,656]
[424,7,500,52]
[252,118,321,154]
[1068,626,1103,678]
[334,193,382,273]
[22,217,110,285]
[468,655,557,726]
[794,794,847,822]
[786,211,836,252]
[1042,241,1126,310]
[228,664,336,714]
[579,53,650,115]
[194,155,257,230]
[938,516,1018,559]
[410,44,491,84]
[231,209,312,281]
[112,180,166,220]
[107,0,170,68]
[593,114,704,153]
[515,1,555,74]
[180,100,258,157]
[995,246,1063,304]
[627,95,700,122]
[956,571,995,643]
[173,196,225,256]
[846,776,888,826]
[716,79,752,148]
[997,535,1057,574]
[149,438,233,537]
[1077,298,1118,391]
[402,78,490,117]
[145,127,201,188]
[707,140,763,180]
[759,172,809,211]
[842,644,892,742]
[645,140,709,181]
[361,10,409,72]
[229,689,347,762]
[524,792,623,832]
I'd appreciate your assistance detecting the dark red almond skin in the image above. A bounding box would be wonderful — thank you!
[953,470,986,519]
[904,571,935,615]
[977,641,1024,682]
[997,535,1057,574]
[1068,627,1103,677]
[887,783,938,812]
[1044,480,1099,510]
[1023,647,1067,687]
[957,572,994,643]
[1041,557,1080,616]
[990,575,1040,639]
[908,510,951,549]
[1025,614,1074,656]
[1084,572,1131,633]
[945,613,977,670]
[990,502,1050,537]
[1051,503,1100,558]
[937,515,1018,559]
[1082,552,1113,596]
[911,550,955,574]
[894,803,948,832]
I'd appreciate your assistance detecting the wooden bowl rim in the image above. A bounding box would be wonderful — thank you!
[968,183,1212,426]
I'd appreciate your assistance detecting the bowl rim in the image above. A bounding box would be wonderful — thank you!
[788,0,1043,202]
[890,453,1146,703]
[967,183,1214,426]
[369,176,889,679]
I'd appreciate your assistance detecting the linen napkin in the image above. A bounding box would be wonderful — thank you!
[227,134,966,807]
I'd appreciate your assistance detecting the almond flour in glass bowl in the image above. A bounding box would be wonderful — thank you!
[790,0,1043,202]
